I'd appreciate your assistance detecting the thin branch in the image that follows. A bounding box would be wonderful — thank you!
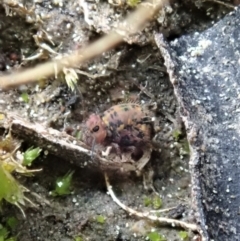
[0,0,169,89]
[104,172,199,232]
[203,0,234,8]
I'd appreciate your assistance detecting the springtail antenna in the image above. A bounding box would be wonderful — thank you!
[90,137,96,159]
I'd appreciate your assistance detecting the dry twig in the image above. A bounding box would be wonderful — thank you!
[104,172,199,232]
[0,0,169,89]
[203,0,234,8]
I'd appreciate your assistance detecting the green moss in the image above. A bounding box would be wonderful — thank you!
[0,135,39,216]
[50,171,74,196]
[6,218,18,231]
[0,164,25,207]
[143,196,152,207]
[126,0,141,7]
[143,195,163,209]
[147,231,166,241]
[152,196,162,210]
[0,224,16,241]
[95,215,106,224]
[179,231,189,240]
[20,93,29,103]
[23,147,42,166]
[172,129,182,141]
[0,225,8,241]
[74,237,83,241]
[182,140,190,154]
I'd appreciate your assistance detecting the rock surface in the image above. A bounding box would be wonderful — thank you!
[156,7,240,241]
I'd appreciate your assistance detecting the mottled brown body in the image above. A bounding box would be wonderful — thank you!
[86,103,153,152]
